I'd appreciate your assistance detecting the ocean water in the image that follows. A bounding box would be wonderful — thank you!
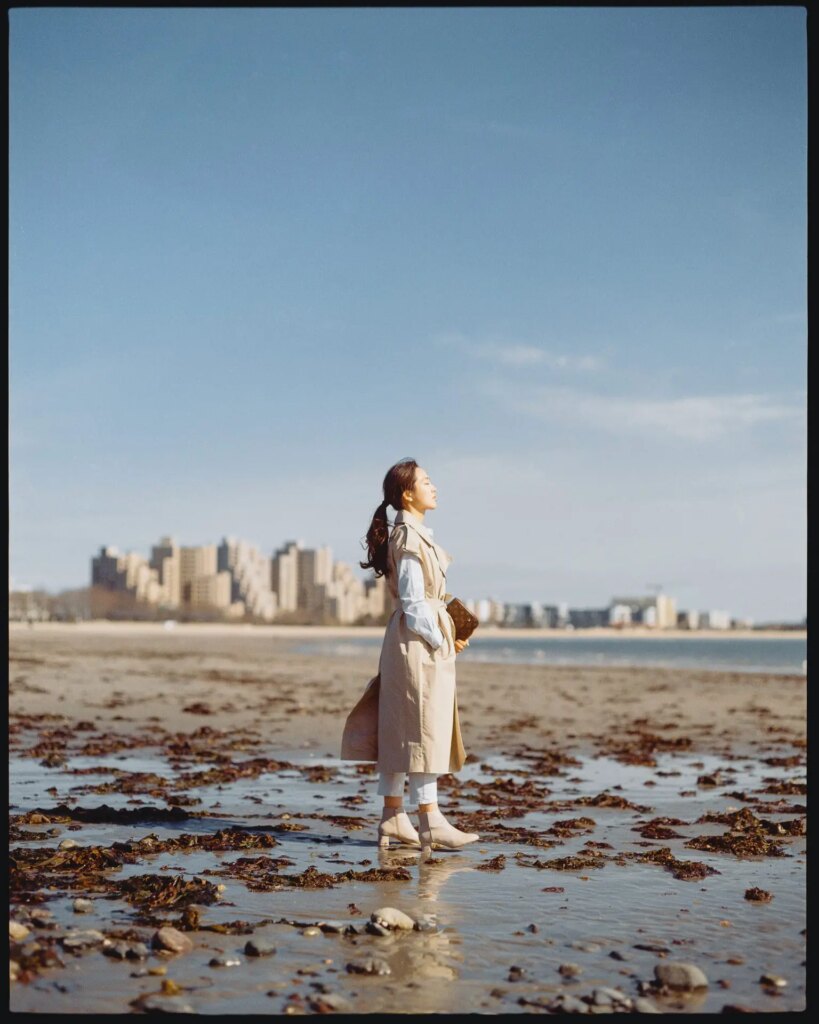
[294,635,807,675]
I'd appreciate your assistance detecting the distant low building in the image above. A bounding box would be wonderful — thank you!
[700,609,731,630]
[568,607,610,628]
[677,609,700,630]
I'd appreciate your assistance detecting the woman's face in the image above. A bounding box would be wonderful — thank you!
[406,466,438,512]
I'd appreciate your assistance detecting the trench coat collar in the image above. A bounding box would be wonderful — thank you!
[393,508,435,546]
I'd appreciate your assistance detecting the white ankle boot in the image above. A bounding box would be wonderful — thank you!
[418,808,480,857]
[378,807,422,848]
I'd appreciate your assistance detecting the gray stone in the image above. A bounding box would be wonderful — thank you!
[346,957,391,976]
[550,994,589,1013]
[104,940,149,960]
[72,898,94,914]
[571,940,602,953]
[654,962,709,990]
[559,962,584,978]
[301,926,322,937]
[209,955,242,967]
[59,839,79,849]
[244,939,277,957]
[311,993,352,1012]
[152,926,193,955]
[593,987,631,1006]
[365,921,391,937]
[371,906,415,931]
[61,929,106,951]
[633,997,662,1013]
[138,996,196,1014]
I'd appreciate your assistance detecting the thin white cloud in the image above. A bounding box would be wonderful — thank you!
[479,379,805,442]
[435,332,604,371]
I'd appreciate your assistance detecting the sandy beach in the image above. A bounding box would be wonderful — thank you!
[9,621,807,1013]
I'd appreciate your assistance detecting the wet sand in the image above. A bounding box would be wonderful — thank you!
[9,622,807,1013]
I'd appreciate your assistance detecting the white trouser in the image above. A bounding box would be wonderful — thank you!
[377,771,438,806]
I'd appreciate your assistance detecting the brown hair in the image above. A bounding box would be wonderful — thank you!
[359,457,419,578]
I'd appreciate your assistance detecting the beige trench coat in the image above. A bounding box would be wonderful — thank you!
[340,509,467,774]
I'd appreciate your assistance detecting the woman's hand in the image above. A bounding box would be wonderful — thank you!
[454,638,469,654]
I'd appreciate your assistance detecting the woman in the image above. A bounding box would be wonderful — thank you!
[356,457,479,858]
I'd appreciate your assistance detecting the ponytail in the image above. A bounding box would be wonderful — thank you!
[359,458,418,578]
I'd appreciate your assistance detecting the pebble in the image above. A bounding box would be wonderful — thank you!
[759,974,788,988]
[9,921,30,941]
[365,921,391,937]
[371,907,415,931]
[508,966,525,982]
[152,927,194,955]
[316,921,347,934]
[103,940,149,960]
[654,962,709,990]
[208,955,242,967]
[138,996,195,1014]
[301,927,322,937]
[593,987,631,1006]
[245,939,277,957]
[29,909,54,924]
[59,839,79,850]
[346,957,391,976]
[571,941,602,953]
[608,950,629,961]
[61,930,106,951]
[549,994,588,1013]
[10,960,20,982]
[311,993,352,1013]
[633,997,661,1013]
[559,963,583,978]
[72,898,94,914]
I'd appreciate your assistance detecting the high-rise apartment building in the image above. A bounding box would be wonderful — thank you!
[150,536,181,607]
[271,541,300,613]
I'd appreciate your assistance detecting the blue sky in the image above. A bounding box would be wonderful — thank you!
[9,8,806,620]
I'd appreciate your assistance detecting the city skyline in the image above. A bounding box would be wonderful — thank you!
[9,9,806,621]
[9,528,802,627]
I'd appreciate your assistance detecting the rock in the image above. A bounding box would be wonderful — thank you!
[136,996,195,1014]
[633,997,661,1013]
[654,962,709,990]
[571,940,602,952]
[301,926,322,937]
[29,909,54,924]
[245,939,277,957]
[152,927,194,955]
[72,898,94,914]
[589,1006,617,1014]
[310,993,352,1013]
[365,921,390,937]
[550,994,589,1012]
[346,957,391,976]
[759,974,787,988]
[9,921,30,941]
[103,940,149,960]
[593,987,631,1006]
[508,966,525,982]
[208,955,242,967]
[608,950,629,961]
[10,960,20,983]
[61,930,106,951]
[59,839,79,849]
[317,921,347,934]
[371,907,415,931]
[559,962,583,978]
[162,979,184,995]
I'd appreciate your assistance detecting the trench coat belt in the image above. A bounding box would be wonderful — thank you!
[392,596,447,611]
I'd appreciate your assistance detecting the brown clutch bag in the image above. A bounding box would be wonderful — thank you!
[444,594,480,642]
